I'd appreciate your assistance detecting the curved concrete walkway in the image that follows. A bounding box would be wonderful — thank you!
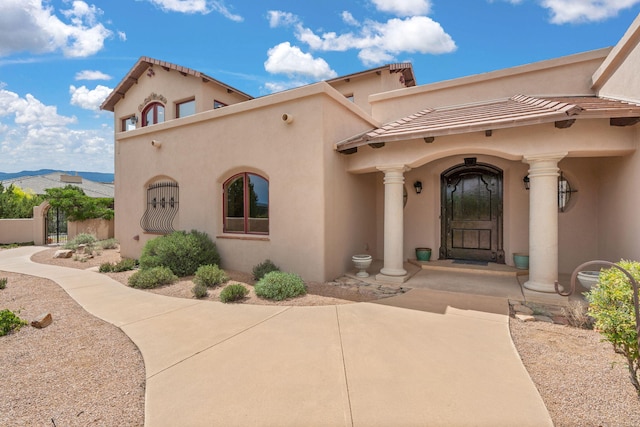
[0,246,552,427]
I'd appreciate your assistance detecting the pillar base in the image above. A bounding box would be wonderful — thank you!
[523,280,563,293]
[376,271,410,284]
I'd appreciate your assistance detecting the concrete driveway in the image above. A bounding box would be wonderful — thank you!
[0,246,552,427]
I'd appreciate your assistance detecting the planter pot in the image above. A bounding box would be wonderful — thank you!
[352,254,372,278]
[513,253,529,270]
[577,271,600,290]
[416,248,432,262]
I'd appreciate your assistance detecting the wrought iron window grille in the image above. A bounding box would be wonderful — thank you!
[141,181,179,233]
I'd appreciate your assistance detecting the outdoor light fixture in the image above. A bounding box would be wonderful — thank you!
[523,175,530,190]
[130,115,138,124]
[414,180,423,194]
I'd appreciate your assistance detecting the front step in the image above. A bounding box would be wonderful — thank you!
[409,259,528,277]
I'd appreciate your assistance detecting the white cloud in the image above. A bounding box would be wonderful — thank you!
[0,87,113,172]
[262,80,310,94]
[289,14,456,66]
[264,42,338,80]
[342,11,360,26]
[541,0,640,23]
[0,0,113,58]
[267,10,299,28]
[371,0,432,17]
[69,85,113,111]
[75,70,112,81]
[148,0,243,21]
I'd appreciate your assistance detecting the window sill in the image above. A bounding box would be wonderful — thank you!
[217,234,270,242]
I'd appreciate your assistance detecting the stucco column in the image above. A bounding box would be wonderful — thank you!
[523,153,567,293]
[377,165,409,278]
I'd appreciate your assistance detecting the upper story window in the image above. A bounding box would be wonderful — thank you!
[223,173,269,234]
[345,94,354,102]
[142,102,165,127]
[176,99,195,118]
[122,116,137,132]
[214,100,227,109]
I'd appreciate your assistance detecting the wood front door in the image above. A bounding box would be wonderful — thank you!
[440,162,505,263]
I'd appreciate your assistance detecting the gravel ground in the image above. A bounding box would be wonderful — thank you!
[3,246,640,426]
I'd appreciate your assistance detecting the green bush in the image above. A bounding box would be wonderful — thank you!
[113,258,138,272]
[140,230,220,277]
[0,277,7,290]
[0,309,28,336]
[192,282,208,299]
[194,264,229,287]
[586,260,640,395]
[99,238,119,250]
[128,266,177,289]
[254,271,306,301]
[64,233,97,251]
[220,284,249,303]
[252,259,280,281]
[99,262,114,273]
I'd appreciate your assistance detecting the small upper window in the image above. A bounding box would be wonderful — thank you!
[176,99,195,118]
[142,102,165,127]
[214,100,227,109]
[122,116,137,132]
[558,172,577,212]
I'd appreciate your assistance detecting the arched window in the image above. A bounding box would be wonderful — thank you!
[142,102,165,127]
[223,173,269,234]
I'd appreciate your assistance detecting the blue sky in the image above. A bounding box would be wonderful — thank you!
[1,0,639,174]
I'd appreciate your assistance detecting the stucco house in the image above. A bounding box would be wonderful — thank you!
[102,14,640,295]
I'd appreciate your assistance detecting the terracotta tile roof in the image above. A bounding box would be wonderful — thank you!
[336,95,640,152]
[100,56,254,112]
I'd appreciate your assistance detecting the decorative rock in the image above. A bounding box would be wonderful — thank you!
[515,314,536,322]
[533,315,554,323]
[31,312,52,329]
[53,249,74,259]
[513,304,534,315]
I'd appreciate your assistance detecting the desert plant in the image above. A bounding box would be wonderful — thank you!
[113,258,138,272]
[139,230,220,277]
[0,309,28,336]
[192,282,208,299]
[0,277,7,289]
[220,284,249,303]
[561,300,594,329]
[128,266,177,289]
[99,262,114,273]
[99,238,119,250]
[254,271,306,301]
[252,259,280,281]
[194,264,229,287]
[586,260,640,395]
[64,233,97,251]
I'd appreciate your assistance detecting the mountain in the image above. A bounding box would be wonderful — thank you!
[0,169,114,183]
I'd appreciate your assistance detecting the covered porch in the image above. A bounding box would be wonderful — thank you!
[337,95,640,298]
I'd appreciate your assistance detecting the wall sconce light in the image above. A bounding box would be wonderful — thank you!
[130,115,138,124]
[414,180,423,194]
[523,175,530,190]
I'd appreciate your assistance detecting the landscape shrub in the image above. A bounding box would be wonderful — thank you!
[192,282,208,299]
[99,238,119,250]
[99,262,114,273]
[254,271,306,301]
[252,259,280,281]
[220,284,249,303]
[194,264,229,287]
[64,233,97,251]
[128,266,177,289]
[113,258,138,272]
[0,277,7,290]
[139,230,220,277]
[586,260,640,395]
[0,309,28,336]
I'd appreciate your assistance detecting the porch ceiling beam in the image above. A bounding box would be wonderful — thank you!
[369,142,385,149]
[610,117,640,126]
[554,119,576,129]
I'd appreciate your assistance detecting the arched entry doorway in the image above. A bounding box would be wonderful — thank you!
[45,205,67,244]
[440,160,504,264]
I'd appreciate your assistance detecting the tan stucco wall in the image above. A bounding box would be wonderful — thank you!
[597,128,640,262]
[0,219,34,244]
[68,219,114,241]
[114,82,377,282]
[594,14,640,101]
[329,69,411,114]
[370,49,609,123]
